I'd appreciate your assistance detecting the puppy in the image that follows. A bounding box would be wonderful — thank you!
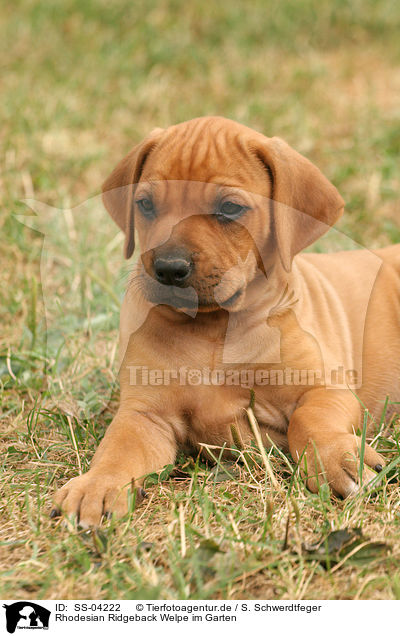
[53,116,400,526]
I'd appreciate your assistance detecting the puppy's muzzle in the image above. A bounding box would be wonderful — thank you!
[153,249,193,287]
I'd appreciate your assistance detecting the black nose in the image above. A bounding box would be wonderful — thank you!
[154,254,193,287]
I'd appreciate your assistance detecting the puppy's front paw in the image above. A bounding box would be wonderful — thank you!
[301,434,384,498]
[51,471,144,527]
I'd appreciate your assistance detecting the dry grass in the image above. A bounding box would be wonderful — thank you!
[1,0,400,600]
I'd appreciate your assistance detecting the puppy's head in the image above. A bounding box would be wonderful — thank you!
[102,117,344,312]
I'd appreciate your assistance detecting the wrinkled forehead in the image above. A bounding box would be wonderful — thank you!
[139,126,271,197]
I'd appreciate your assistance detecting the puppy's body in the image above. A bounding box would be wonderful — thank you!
[298,246,400,419]
[54,117,400,526]
[118,245,400,448]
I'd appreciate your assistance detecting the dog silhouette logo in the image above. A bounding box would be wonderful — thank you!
[3,602,50,633]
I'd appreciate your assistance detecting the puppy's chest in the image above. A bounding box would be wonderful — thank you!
[175,382,293,451]
[124,319,303,447]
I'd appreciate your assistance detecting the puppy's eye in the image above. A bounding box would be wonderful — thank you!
[136,198,155,218]
[217,201,247,222]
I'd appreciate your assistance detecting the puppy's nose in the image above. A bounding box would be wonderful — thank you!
[154,254,193,287]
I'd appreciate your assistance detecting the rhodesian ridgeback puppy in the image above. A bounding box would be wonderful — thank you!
[53,116,400,526]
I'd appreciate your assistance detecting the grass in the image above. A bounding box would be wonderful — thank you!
[1,0,400,600]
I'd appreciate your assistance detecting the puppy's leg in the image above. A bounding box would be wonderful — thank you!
[53,407,176,527]
[288,388,384,497]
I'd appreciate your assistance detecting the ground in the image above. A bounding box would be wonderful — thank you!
[1,0,400,600]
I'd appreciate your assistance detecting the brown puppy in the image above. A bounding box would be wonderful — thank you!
[53,116,400,526]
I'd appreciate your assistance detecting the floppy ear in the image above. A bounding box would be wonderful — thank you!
[102,128,164,258]
[252,136,344,272]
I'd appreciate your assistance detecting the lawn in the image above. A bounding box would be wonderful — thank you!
[1,0,400,600]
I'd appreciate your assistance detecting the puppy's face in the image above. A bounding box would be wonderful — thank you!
[134,142,273,311]
[103,117,344,313]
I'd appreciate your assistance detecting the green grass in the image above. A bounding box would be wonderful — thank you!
[1,0,400,600]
